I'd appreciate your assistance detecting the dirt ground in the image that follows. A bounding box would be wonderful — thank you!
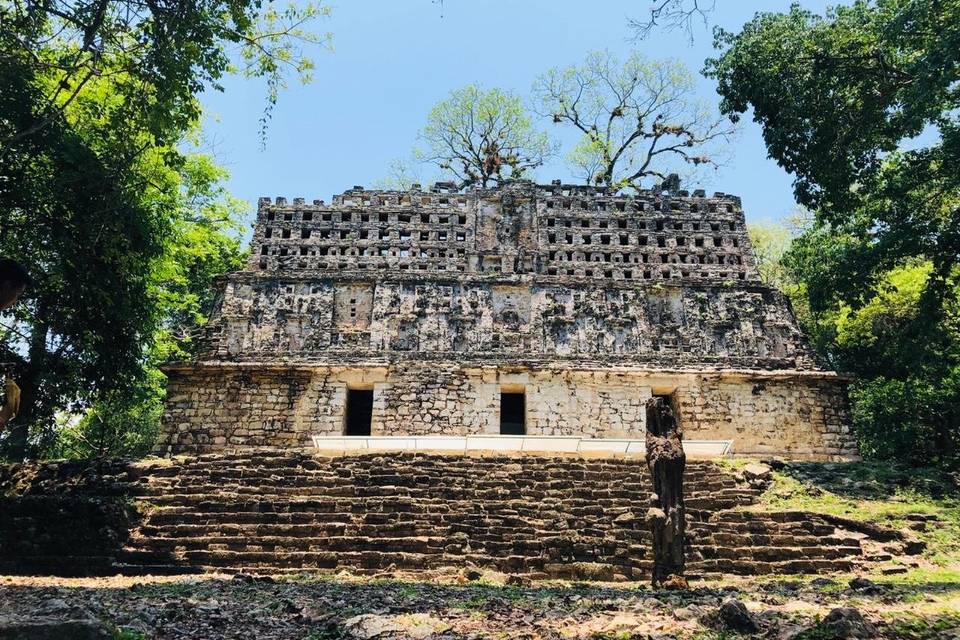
[2,567,959,640]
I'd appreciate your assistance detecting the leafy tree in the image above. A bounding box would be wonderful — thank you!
[151,155,248,364]
[1,65,163,458]
[0,64,247,458]
[0,0,330,148]
[747,221,793,290]
[784,227,960,466]
[44,155,247,460]
[705,1,959,296]
[48,387,163,460]
[533,50,734,190]
[371,157,427,191]
[0,0,318,459]
[706,1,960,466]
[418,85,555,188]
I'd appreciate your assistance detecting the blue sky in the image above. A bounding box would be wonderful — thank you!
[200,1,841,227]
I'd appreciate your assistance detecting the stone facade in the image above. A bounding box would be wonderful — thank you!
[159,181,856,460]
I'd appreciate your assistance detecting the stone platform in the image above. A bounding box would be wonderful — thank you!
[0,450,898,580]
[311,435,733,456]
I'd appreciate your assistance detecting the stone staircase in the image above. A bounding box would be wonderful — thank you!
[0,450,882,579]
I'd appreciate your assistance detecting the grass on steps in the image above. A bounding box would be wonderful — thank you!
[730,460,960,571]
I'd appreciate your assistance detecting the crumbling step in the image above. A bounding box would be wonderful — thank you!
[694,558,858,574]
[694,545,863,561]
[0,451,873,579]
[128,535,450,554]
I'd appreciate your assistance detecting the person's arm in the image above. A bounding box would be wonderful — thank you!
[0,378,20,428]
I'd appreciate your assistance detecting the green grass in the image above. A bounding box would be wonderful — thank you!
[303,628,350,640]
[881,613,960,640]
[687,632,739,640]
[748,461,960,567]
[874,566,960,586]
[713,458,752,471]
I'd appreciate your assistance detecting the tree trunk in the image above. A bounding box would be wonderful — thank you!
[644,396,687,588]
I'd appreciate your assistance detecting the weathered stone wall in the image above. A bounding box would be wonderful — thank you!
[200,181,818,370]
[675,377,855,459]
[252,182,756,283]
[202,278,816,370]
[160,181,854,460]
[159,365,855,460]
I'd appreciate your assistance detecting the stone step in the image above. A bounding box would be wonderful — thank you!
[137,510,819,539]
[139,484,738,498]
[169,549,457,570]
[694,558,858,575]
[129,535,449,554]
[131,524,643,544]
[1,451,880,580]
[135,514,773,540]
[137,465,727,477]
[135,484,748,501]
[162,548,648,572]
[133,524,850,550]
[128,486,749,505]
[695,544,863,561]
[15,533,846,569]
[0,556,131,577]
[133,494,752,518]
[138,462,728,474]
[111,553,856,578]
[691,532,862,547]
[139,475,738,491]
[138,466,658,478]
[708,510,829,523]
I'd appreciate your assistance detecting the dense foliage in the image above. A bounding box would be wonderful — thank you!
[0,0,326,459]
[709,1,960,467]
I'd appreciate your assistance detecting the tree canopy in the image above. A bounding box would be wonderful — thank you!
[705,1,959,291]
[0,60,247,458]
[418,85,555,189]
[533,50,734,190]
[0,0,326,458]
[708,0,960,466]
[1,0,330,148]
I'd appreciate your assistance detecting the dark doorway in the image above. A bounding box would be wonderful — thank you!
[652,392,676,412]
[500,391,526,435]
[345,389,373,436]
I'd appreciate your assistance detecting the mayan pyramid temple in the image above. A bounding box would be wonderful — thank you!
[157,180,856,461]
[4,181,883,581]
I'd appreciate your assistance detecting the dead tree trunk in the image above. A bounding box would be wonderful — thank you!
[644,396,687,588]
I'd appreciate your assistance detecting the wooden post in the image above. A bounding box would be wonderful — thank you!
[645,396,687,589]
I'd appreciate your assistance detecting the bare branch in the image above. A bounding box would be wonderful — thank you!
[533,50,736,190]
[628,0,716,43]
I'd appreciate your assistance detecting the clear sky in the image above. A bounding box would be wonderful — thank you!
[200,1,840,227]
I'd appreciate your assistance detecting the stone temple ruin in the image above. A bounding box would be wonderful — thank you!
[2,182,896,580]
[158,180,856,460]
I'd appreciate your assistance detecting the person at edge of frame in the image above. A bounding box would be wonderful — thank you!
[0,259,32,431]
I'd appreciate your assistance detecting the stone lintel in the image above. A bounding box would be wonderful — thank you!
[160,359,852,383]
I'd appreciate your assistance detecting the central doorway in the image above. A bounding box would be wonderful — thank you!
[345,388,373,436]
[499,391,526,435]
